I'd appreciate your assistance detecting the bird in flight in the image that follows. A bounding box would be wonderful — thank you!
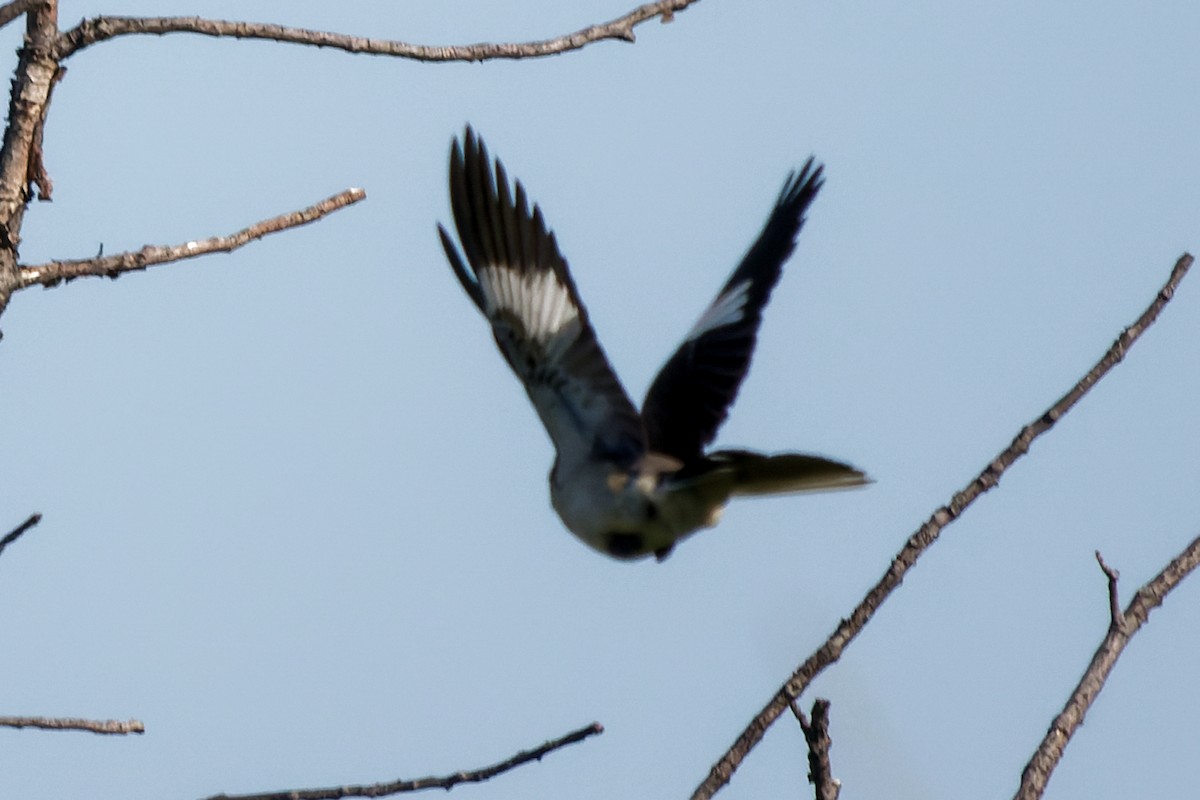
[438,127,867,561]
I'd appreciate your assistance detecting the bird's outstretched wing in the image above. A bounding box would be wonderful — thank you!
[641,160,824,461]
[438,127,646,467]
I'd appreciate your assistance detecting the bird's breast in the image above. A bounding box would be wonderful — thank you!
[549,459,721,560]
[550,461,665,558]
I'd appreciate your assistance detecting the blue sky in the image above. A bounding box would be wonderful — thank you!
[2,2,1199,798]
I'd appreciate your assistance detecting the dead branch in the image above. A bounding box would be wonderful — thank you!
[0,1,57,316]
[1014,534,1200,800]
[691,252,1195,800]
[55,1,701,62]
[0,512,40,560]
[0,0,41,32]
[203,722,604,800]
[25,59,63,203]
[0,715,144,735]
[791,699,839,800]
[16,187,365,289]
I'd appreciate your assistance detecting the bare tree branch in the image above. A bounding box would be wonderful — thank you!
[0,2,58,316]
[0,715,144,735]
[0,1,54,230]
[0,512,40,560]
[16,187,365,290]
[203,722,604,800]
[0,0,41,32]
[791,699,839,800]
[691,252,1195,800]
[55,0,701,62]
[1014,533,1200,800]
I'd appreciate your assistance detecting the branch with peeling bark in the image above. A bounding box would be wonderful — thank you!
[1014,536,1200,800]
[0,1,58,315]
[203,722,603,800]
[0,716,144,735]
[55,0,701,62]
[691,252,1195,800]
[15,187,364,290]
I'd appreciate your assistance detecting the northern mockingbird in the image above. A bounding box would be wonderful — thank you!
[438,127,867,561]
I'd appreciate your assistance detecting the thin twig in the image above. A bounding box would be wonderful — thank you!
[0,715,144,735]
[0,512,41,560]
[203,722,604,800]
[691,252,1194,800]
[16,187,365,289]
[791,699,839,800]
[1094,551,1123,631]
[1015,533,1200,800]
[56,0,701,62]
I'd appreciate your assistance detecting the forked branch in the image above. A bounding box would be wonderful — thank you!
[1014,534,1200,800]
[56,0,702,62]
[692,252,1195,800]
[17,187,364,289]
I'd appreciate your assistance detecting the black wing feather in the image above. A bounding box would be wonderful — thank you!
[641,159,824,461]
[438,126,646,466]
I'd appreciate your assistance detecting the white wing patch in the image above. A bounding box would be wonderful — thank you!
[684,279,751,341]
[478,265,580,341]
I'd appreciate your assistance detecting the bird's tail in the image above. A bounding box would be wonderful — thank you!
[674,449,869,499]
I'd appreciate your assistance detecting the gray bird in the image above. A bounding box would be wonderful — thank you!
[438,127,867,561]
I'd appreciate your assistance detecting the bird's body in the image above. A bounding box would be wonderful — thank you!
[438,127,867,560]
[550,449,725,559]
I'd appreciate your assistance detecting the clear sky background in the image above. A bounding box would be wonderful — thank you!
[2,2,1198,799]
